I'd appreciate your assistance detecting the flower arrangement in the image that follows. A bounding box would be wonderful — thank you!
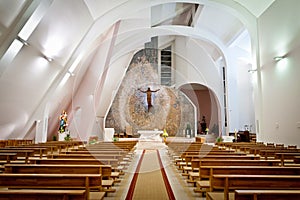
[162,129,168,143]
[205,128,209,134]
[162,129,169,138]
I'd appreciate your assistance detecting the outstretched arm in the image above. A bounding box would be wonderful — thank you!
[151,89,160,92]
[138,88,146,93]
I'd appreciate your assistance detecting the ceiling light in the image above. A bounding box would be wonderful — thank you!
[43,55,53,62]
[273,56,285,61]
[248,69,257,73]
[16,36,29,46]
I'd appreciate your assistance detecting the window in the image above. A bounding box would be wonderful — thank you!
[160,46,172,86]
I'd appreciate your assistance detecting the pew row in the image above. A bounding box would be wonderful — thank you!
[0,173,103,200]
[0,189,87,200]
[206,175,300,200]
[4,163,117,193]
[195,166,300,193]
[191,159,281,192]
[234,189,300,200]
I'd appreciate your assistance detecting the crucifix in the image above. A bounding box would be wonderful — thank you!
[138,87,160,111]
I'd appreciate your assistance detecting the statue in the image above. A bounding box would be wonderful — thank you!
[138,87,160,111]
[58,110,68,133]
[200,115,207,134]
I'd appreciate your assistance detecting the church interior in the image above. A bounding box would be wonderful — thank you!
[0,0,300,199]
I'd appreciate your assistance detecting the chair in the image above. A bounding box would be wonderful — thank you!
[288,145,297,149]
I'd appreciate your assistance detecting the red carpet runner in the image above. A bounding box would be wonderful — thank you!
[125,149,175,200]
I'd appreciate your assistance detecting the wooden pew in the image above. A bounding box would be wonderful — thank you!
[190,159,281,190]
[0,147,49,158]
[229,143,265,152]
[15,144,59,154]
[295,156,300,164]
[67,150,128,155]
[195,166,300,194]
[0,149,34,163]
[177,151,248,170]
[30,158,121,181]
[207,175,300,200]
[181,150,243,156]
[31,158,119,168]
[196,159,280,167]
[259,149,300,160]
[65,150,132,165]
[41,141,84,152]
[182,155,260,177]
[47,153,124,161]
[4,163,116,193]
[0,173,103,200]
[234,189,300,200]
[0,139,33,147]
[0,189,87,200]
[275,152,300,166]
[0,153,17,164]
[200,166,300,180]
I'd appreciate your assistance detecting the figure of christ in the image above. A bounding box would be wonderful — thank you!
[138,87,160,111]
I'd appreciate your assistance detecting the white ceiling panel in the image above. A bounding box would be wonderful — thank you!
[233,0,275,17]
[0,0,26,28]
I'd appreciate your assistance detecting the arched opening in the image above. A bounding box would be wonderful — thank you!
[179,83,221,137]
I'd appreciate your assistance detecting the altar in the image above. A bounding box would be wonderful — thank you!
[137,130,163,141]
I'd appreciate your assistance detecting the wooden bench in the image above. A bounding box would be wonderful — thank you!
[0,189,89,200]
[0,149,34,163]
[0,153,17,164]
[31,158,119,167]
[190,159,281,190]
[207,175,300,200]
[195,159,280,167]
[195,166,300,193]
[0,173,103,199]
[0,147,49,158]
[48,153,124,161]
[259,149,300,160]
[275,152,300,166]
[4,163,117,193]
[40,141,83,152]
[0,139,33,147]
[12,144,59,154]
[182,155,260,176]
[234,189,300,200]
[67,150,128,155]
[294,156,300,164]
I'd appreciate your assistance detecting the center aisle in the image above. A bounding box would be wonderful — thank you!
[108,140,199,200]
[126,149,173,200]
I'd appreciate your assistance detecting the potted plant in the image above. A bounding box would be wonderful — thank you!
[64,133,71,141]
[216,136,223,143]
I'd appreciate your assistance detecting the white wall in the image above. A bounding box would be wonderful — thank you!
[227,33,255,133]
[174,36,224,133]
[0,0,93,140]
[257,0,300,146]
